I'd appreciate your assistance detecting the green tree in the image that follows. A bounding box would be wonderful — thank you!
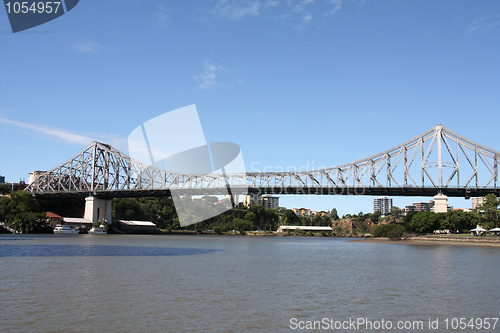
[372,211,382,222]
[330,208,339,220]
[263,209,279,231]
[477,194,500,229]
[141,197,177,229]
[312,213,323,226]
[0,191,46,233]
[390,206,401,221]
[231,218,253,234]
[112,198,145,220]
[245,211,256,224]
[283,209,300,226]
[0,184,12,195]
[404,211,442,234]
[373,223,405,240]
[440,210,476,233]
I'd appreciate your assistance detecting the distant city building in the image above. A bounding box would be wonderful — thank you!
[243,194,279,209]
[261,195,279,210]
[2,180,27,192]
[400,199,456,215]
[312,210,329,217]
[28,171,46,185]
[374,196,393,215]
[292,208,312,217]
[472,197,486,210]
[223,194,239,206]
[0,175,5,184]
[401,205,417,216]
[46,212,63,228]
[243,194,261,207]
[413,201,433,212]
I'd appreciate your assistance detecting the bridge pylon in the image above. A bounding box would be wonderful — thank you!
[84,196,112,224]
[433,193,448,213]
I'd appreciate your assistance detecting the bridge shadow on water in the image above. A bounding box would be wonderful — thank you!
[0,244,222,257]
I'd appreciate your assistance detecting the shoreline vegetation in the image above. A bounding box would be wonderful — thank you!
[135,230,500,248]
[158,229,500,247]
[1,189,499,248]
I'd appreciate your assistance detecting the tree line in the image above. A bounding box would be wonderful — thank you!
[1,182,499,236]
[113,196,332,234]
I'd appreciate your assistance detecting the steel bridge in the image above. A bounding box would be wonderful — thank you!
[26,125,500,199]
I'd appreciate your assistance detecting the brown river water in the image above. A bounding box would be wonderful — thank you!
[1,234,498,332]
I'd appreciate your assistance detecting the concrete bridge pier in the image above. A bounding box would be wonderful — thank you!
[84,196,112,224]
[434,193,448,213]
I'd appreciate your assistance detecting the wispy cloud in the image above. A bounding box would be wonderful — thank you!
[70,39,100,54]
[157,4,170,28]
[194,60,226,90]
[211,0,261,20]
[0,117,127,149]
[208,0,346,27]
[303,13,313,23]
[467,15,500,33]
[0,117,94,145]
[326,0,342,16]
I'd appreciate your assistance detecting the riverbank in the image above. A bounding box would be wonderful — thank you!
[354,235,500,247]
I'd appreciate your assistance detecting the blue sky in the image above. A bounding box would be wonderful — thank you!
[1,0,499,216]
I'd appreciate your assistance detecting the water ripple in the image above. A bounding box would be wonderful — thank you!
[0,244,221,257]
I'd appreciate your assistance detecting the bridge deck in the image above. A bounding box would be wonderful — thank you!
[30,187,500,199]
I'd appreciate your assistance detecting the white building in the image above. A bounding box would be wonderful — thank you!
[261,195,279,209]
[374,196,393,215]
[472,197,486,210]
[244,194,279,209]
[277,226,333,233]
[243,194,261,207]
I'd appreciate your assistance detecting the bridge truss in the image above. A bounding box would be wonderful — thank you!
[26,125,500,198]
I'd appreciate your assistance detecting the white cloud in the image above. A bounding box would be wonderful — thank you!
[326,0,342,16]
[293,0,315,14]
[211,0,261,20]
[194,60,226,90]
[157,4,170,28]
[0,117,93,145]
[467,15,500,33]
[265,0,279,8]
[208,0,347,27]
[0,117,127,149]
[71,39,100,54]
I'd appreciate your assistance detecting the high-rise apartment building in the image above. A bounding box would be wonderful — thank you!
[472,197,486,210]
[374,196,393,215]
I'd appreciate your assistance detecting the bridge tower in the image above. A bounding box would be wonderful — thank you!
[433,193,448,213]
[84,196,112,224]
[434,125,448,213]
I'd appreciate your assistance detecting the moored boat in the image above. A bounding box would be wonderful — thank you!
[53,225,79,234]
[88,226,107,235]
